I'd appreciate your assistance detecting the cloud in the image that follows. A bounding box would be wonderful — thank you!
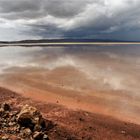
[0,0,140,40]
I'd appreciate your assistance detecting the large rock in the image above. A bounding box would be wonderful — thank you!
[0,104,50,140]
[17,105,46,131]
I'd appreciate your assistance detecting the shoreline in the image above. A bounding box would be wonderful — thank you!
[1,42,140,47]
[0,86,140,140]
[0,77,140,126]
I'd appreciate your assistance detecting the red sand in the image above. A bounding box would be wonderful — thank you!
[0,67,140,125]
[0,87,140,140]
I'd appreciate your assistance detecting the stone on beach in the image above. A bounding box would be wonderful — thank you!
[0,103,50,140]
[17,104,46,131]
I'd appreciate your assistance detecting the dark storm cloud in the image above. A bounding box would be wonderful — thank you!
[0,0,44,19]
[0,0,140,41]
[43,0,91,18]
[0,0,41,13]
[0,0,89,19]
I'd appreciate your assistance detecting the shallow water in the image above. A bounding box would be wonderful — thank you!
[0,45,140,124]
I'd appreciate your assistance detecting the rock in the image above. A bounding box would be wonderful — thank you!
[43,134,49,140]
[0,108,4,116]
[17,105,45,130]
[3,112,10,119]
[9,122,16,126]
[10,135,24,140]
[121,130,126,134]
[0,104,50,140]
[33,131,44,140]
[20,128,32,138]
[1,135,9,140]
[33,132,49,140]
[34,124,42,131]
[1,103,11,111]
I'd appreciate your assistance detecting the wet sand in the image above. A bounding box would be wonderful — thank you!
[0,45,140,126]
[0,66,140,125]
[1,87,140,140]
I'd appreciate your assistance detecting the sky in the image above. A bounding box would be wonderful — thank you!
[0,0,140,41]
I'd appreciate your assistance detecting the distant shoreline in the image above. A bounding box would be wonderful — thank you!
[1,42,140,47]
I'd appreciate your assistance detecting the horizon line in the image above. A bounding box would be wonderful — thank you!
[1,42,140,46]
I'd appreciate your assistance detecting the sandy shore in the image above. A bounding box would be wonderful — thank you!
[1,42,140,47]
[0,66,140,125]
[0,87,140,140]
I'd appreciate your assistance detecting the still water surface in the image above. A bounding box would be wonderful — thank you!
[0,45,140,124]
